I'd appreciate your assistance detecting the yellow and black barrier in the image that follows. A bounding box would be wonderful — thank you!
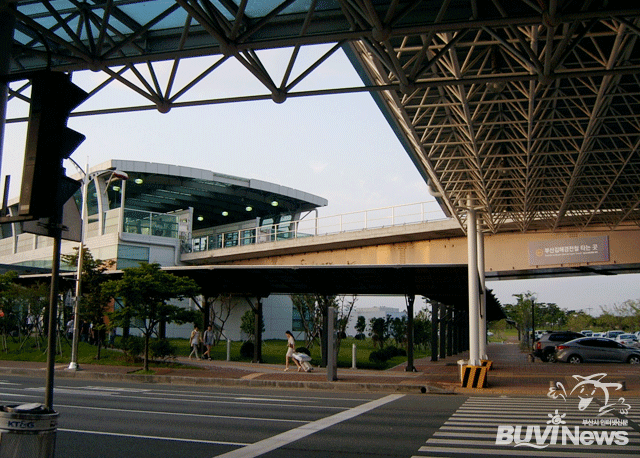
[461,365,488,388]
[481,359,493,370]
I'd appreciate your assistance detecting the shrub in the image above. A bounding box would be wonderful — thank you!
[368,350,387,364]
[150,338,176,361]
[118,336,144,361]
[240,340,254,358]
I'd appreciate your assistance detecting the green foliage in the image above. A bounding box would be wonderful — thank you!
[150,338,177,361]
[103,262,200,371]
[354,315,367,339]
[62,247,115,358]
[369,316,389,348]
[118,336,145,361]
[389,316,407,346]
[368,345,406,364]
[239,340,254,358]
[240,309,264,342]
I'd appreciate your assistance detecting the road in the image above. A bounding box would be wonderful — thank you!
[1,375,639,457]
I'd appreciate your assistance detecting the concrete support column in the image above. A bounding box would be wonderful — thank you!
[405,294,415,372]
[467,197,481,366]
[452,308,459,355]
[430,301,439,361]
[446,306,453,357]
[253,297,263,363]
[477,228,488,360]
[439,303,446,360]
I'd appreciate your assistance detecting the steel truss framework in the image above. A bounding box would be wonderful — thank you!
[2,0,640,234]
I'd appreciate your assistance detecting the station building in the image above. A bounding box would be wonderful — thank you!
[0,159,328,341]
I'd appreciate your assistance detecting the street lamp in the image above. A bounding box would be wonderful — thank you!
[68,163,128,370]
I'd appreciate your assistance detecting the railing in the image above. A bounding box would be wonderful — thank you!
[190,201,446,253]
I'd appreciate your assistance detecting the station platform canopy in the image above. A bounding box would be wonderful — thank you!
[163,264,506,321]
[77,159,327,231]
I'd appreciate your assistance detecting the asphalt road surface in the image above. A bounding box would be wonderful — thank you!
[1,375,639,457]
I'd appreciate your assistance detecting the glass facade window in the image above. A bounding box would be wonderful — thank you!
[292,305,311,333]
[117,245,149,269]
[123,209,179,238]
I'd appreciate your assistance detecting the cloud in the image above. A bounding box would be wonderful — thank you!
[310,161,328,173]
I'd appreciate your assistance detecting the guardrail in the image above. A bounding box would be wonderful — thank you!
[190,201,446,253]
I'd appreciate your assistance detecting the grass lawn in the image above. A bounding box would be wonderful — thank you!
[172,336,430,369]
[0,333,430,370]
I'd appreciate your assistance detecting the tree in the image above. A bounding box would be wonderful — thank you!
[389,316,408,347]
[62,246,115,359]
[240,309,264,342]
[369,316,390,349]
[0,272,20,351]
[503,292,568,346]
[102,263,200,371]
[354,315,367,339]
[291,293,357,365]
[211,294,237,345]
[413,307,432,351]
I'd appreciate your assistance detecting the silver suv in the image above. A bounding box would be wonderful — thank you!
[533,331,585,362]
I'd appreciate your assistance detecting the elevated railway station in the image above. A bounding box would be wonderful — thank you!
[1,1,640,376]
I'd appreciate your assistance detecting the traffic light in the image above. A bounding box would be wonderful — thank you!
[18,72,88,219]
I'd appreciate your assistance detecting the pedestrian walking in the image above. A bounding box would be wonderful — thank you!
[189,325,202,359]
[202,325,215,360]
[284,330,301,371]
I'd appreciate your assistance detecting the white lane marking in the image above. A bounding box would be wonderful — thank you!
[57,385,374,406]
[212,394,404,458]
[58,404,307,423]
[234,397,308,403]
[0,394,38,399]
[418,446,638,457]
[54,390,346,410]
[57,428,248,447]
[81,386,152,393]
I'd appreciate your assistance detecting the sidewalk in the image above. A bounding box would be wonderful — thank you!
[1,343,638,396]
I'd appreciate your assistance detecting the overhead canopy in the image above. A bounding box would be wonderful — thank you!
[163,264,505,321]
[14,263,504,321]
[4,2,640,235]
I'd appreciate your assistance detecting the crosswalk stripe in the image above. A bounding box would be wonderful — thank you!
[413,396,640,457]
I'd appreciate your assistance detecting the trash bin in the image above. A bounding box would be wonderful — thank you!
[0,403,58,458]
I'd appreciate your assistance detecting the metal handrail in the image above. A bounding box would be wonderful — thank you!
[189,201,446,253]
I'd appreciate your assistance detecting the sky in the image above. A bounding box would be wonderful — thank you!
[2,45,638,316]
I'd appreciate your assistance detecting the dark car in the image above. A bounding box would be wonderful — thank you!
[555,337,640,364]
[533,331,584,362]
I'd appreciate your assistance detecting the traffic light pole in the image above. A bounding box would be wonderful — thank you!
[44,206,63,411]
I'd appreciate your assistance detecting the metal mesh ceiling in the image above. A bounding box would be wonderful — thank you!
[3,1,640,234]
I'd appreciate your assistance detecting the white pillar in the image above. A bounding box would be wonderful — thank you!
[467,197,480,366]
[477,228,487,360]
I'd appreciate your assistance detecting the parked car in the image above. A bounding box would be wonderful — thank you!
[604,330,625,339]
[534,330,552,340]
[580,330,593,337]
[592,332,604,337]
[533,331,585,362]
[555,337,640,364]
[615,334,639,347]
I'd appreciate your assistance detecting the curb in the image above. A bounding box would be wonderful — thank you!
[0,367,454,395]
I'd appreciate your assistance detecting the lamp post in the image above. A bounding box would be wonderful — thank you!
[68,164,127,370]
